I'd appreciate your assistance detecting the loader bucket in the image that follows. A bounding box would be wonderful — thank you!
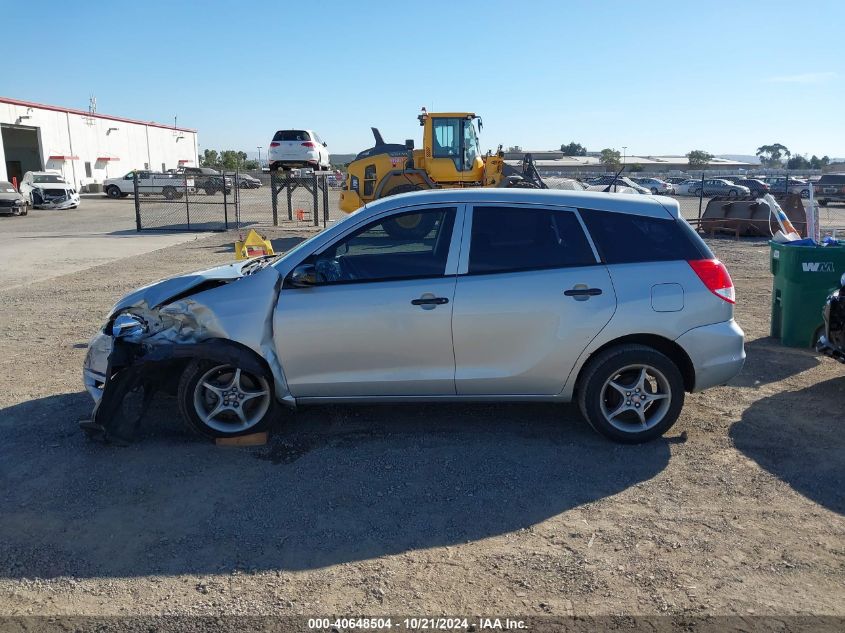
[698,194,807,238]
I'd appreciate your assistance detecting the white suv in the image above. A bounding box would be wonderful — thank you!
[268,129,330,172]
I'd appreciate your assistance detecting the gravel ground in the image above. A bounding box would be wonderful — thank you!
[0,230,842,620]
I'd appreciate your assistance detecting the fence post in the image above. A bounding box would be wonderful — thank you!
[271,172,279,226]
[287,172,293,221]
[223,173,229,231]
[697,172,705,221]
[185,173,191,230]
[322,174,329,227]
[133,172,141,231]
[312,172,319,227]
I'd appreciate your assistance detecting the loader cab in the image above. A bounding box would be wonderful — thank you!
[422,113,484,184]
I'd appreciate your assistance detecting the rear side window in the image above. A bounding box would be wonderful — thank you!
[469,207,596,274]
[580,209,708,264]
[273,130,311,142]
[819,174,845,184]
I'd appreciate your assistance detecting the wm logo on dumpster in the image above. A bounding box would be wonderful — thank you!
[802,262,834,272]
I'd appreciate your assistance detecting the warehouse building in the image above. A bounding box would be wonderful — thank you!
[0,97,198,190]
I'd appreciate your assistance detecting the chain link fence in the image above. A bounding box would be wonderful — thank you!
[134,171,345,231]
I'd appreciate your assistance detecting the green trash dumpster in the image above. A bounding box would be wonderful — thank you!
[770,241,845,347]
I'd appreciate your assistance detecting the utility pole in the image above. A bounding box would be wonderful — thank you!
[622,146,628,166]
[257,146,262,167]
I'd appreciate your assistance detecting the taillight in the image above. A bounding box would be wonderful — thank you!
[269,142,280,147]
[301,141,317,148]
[688,259,735,304]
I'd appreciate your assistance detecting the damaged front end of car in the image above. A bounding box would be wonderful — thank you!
[81,257,293,443]
[816,274,845,364]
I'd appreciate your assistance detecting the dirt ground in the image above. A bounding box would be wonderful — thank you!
[0,229,842,622]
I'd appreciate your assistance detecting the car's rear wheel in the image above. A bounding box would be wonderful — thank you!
[178,360,275,439]
[800,189,810,199]
[728,189,738,198]
[162,186,177,200]
[651,187,658,194]
[577,344,685,443]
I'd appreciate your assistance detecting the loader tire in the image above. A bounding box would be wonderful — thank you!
[380,185,436,239]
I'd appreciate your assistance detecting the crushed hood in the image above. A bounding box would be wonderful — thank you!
[109,261,251,317]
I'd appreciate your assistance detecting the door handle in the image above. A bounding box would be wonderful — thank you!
[411,296,449,306]
[564,286,603,301]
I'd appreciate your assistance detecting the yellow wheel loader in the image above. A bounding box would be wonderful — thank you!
[339,110,546,236]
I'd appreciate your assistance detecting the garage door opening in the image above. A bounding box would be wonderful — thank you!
[2,125,42,185]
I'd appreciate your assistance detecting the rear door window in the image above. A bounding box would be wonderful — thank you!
[580,209,709,264]
[273,130,311,142]
[468,206,596,274]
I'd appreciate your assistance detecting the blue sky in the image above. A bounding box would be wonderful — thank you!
[4,0,844,158]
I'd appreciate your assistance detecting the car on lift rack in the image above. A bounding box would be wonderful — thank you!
[82,188,745,446]
[19,171,80,209]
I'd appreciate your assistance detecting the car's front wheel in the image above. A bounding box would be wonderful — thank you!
[105,186,122,199]
[178,360,275,439]
[577,344,685,443]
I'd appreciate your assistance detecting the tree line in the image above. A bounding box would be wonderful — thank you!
[559,141,833,171]
[200,149,259,171]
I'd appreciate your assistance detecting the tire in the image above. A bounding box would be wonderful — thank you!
[800,189,810,199]
[162,186,177,200]
[819,199,829,207]
[105,186,122,199]
[577,344,685,444]
[379,185,437,239]
[691,188,701,197]
[651,187,658,195]
[728,189,738,198]
[177,359,275,439]
[31,191,43,207]
[205,186,217,196]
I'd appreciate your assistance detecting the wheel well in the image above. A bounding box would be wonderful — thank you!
[575,334,696,393]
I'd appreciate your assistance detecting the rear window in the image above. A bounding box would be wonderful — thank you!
[273,130,311,142]
[819,174,845,184]
[469,207,596,274]
[580,209,709,264]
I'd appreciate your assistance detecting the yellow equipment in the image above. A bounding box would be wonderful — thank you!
[235,229,275,260]
[339,109,545,221]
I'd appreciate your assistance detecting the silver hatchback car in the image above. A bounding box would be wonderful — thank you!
[83,189,745,444]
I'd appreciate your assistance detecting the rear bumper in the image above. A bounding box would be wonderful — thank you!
[676,319,746,392]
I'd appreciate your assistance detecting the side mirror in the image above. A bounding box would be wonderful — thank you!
[290,263,318,287]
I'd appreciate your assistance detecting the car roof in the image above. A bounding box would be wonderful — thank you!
[362,188,679,219]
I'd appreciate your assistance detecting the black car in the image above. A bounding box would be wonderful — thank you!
[733,178,770,196]
[181,167,233,195]
[815,173,845,206]
[817,273,845,363]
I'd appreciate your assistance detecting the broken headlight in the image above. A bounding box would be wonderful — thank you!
[112,313,148,342]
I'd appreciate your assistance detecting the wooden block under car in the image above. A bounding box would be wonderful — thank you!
[215,431,269,447]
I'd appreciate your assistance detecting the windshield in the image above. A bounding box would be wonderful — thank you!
[32,174,67,184]
[1,181,16,192]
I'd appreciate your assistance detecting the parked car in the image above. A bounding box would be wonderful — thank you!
[19,171,80,209]
[83,188,745,445]
[235,174,262,189]
[817,272,845,363]
[104,171,196,200]
[764,177,810,198]
[672,179,702,196]
[590,176,651,194]
[814,173,845,206]
[586,184,639,195]
[0,180,28,216]
[690,179,751,198]
[634,177,674,195]
[181,167,233,195]
[665,177,689,185]
[268,129,330,172]
[732,178,770,197]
